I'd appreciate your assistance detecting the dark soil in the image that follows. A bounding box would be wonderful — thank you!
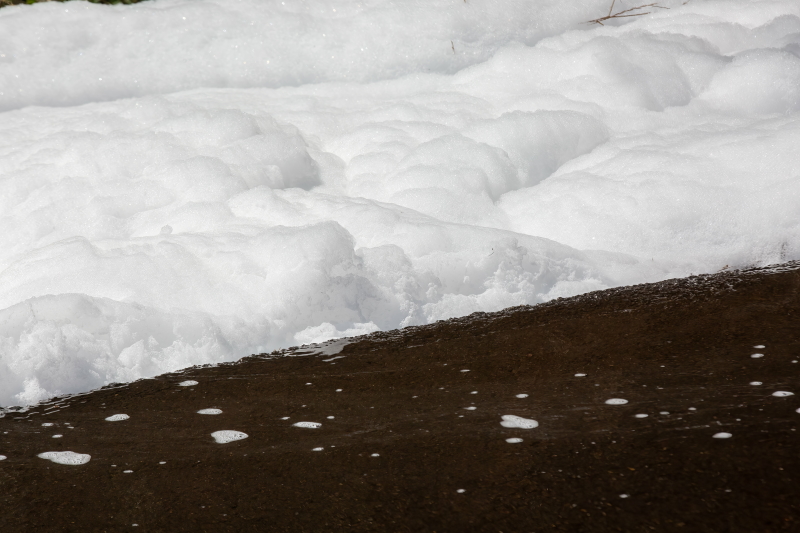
[2,262,799,532]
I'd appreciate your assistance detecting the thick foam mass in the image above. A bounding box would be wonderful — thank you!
[1,0,799,406]
[37,451,91,465]
[500,415,538,429]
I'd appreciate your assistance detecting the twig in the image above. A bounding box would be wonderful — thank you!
[586,1,668,26]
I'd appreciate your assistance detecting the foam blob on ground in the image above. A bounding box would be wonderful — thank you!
[2,0,800,406]
[635,414,648,418]
[506,438,523,443]
[312,447,324,452]
[772,391,794,397]
[463,407,477,411]
[754,345,766,349]
[198,408,223,415]
[751,354,765,359]
[293,422,322,429]
[515,394,529,398]
[605,399,628,405]
[575,374,587,377]
[500,415,538,429]
[105,414,129,422]
[37,451,91,465]
[0,455,6,460]
[713,433,733,439]
[750,382,763,386]
[52,434,62,438]
[211,430,248,444]
[179,381,199,387]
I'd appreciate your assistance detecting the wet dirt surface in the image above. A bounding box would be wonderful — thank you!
[1,262,799,532]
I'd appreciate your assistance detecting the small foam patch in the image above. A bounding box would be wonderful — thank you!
[751,354,764,359]
[605,398,628,405]
[457,489,466,493]
[463,407,477,410]
[713,432,732,439]
[460,369,470,373]
[312,447,324,451]
[371,453,380,457]
[42,423,54,427]
[38,451,91,465]
[0,455,6,461]
[635,414,648,418]
[211,430,248,443]
[575,373,586,377]
[179,380,199,387]
[197,408,223,415]
[293,421,322,428]
[754,345,765,349]
[506,438,523,443]
[772,391,794,397]
[500,415,538,429]
[515,394,528,398]
[105,414,129,421]
[52,434,62,438]
[750,382,762,386]
[124,470,133,473]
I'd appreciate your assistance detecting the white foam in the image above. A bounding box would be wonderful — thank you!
[293,422,322,429]
[52,434,62,438]
[754,345,765,349]
[500,415,538,429]
[105,414,129,422]
[796,408,800,414]
[506,438,523,443]
[179,381,199,387]
[574,374,586,377]
[159,461,166,464]
[0,455,6,461]
[457,489,466,493]
[470,391,478,395]
[772,391,795,397]
[280,417,290,420]
[336,389,343,392]
[371,453,380,457]
[605,399,628,405]
[634,414,648,418]
[619,494,629,499]
[688,407,696,411]
[38,451,91,465]
[211,430,248,444]
[463,407,477,411]
[713,432,732,439]
[460,370,470,373]
[197,408,223,415]
[123,470,133,474]
[312,447,324,452]
[660,411,669,415]
[749,382,762,386]
[515,394,529,398]
[751,354,765,359]
[327,416,334,419]
[3,0,800,407]
[42,423,54,427]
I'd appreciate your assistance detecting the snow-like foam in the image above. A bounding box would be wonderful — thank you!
[105,414,129,422]
[2,0,800,406]
[463,407,477,411]
[500,415,538,429]
[52,434,62,438]
[713,432,732,439]
[0,455,6,460]
[634,414,648,418]
[515,394,529,399]
[750,382,762,386]
[179,381,199,387]
[293,422,322,429]
[38,451,91,465]
[197,408,222,415]
[751,354,765,359]
[772,391,794,397]
[506,438,523,444]
[211,430,248,444]
[605,399,628,405]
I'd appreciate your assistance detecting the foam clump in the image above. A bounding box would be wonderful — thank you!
[293,422,322,429]
[38,451,91,465]
[605,399,628,405]
[0,455,6,460]
[179,381,199,387]
[515,394,529,398]
[197,408,223,415]
[713,432,732,439]
[105,414,129,422]
[2,0,800,407]
[211,430,248,444]
[506,438,523,443]
[772,391,794,397]
[500,415,538,429]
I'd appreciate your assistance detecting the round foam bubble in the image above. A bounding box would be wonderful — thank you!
[772,391,794,397]
[293,421,321,429]
[211,430,248,444]
[500,415,538,429]
[751,354,764,359]
[605,398,628,405]
[179,380,199,387]
[197,408,223,415]
[105,414,129,422]
[713,432,732,439]
[634,414,648,418]
[38,451,91,465]
[506,438,523,443]
[515,394,528,398]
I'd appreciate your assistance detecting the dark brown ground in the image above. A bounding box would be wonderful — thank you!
[1,262,799,532]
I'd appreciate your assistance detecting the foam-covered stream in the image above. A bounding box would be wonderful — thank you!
[1,0,799,405]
